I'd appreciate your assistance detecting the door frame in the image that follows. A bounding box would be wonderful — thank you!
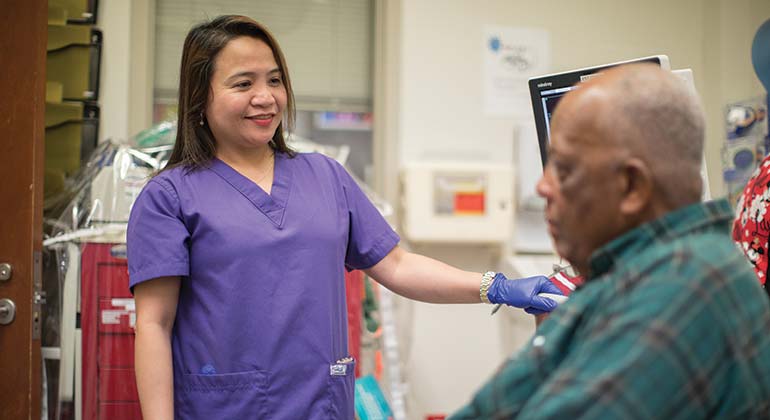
[0,1,46,418]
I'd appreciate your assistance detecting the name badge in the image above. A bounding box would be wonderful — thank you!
[330,364,347,376]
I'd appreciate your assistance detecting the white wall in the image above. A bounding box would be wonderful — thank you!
[378,1,770,418]
[397,0,709,166]
[98,0,154,143]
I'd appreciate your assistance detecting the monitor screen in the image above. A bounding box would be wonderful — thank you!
[528,55,670,167]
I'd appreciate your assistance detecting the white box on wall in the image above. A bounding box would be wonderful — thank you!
[401,162,514,243]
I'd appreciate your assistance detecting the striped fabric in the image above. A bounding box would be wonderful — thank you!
[451,199,770,419]
[548,271,583,296]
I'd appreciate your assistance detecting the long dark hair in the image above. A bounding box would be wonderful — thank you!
[164,15,295,171]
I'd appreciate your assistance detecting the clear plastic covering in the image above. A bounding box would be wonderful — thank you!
[40,120,391,420]
[41,134,167,420]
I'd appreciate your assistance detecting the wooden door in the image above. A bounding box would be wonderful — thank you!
[0,1,47,418]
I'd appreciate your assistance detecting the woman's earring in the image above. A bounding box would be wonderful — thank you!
[199,113,205,126]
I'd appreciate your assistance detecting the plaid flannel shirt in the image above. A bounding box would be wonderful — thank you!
[451,199,770,419]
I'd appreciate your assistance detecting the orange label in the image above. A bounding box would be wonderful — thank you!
[454,192,484,214]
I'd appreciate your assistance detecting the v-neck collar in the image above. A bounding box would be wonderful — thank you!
[208,152,293,227]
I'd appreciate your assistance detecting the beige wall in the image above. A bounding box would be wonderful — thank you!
[702,0,770,197]
[376,1,770,418]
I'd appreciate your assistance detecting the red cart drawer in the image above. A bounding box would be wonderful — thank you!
[98,402,142,420]
[98,298,135,334]
[83,243,144,420]
[98,368,138,401]
[98,263,131,298]
[98,334,135,368]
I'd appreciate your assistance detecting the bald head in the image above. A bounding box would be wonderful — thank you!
[539,63,707,274]
[555,63,706,208]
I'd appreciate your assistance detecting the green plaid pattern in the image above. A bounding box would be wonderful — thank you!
[451,199,770,419]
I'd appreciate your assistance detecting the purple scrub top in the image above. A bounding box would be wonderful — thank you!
[127,152,399,419]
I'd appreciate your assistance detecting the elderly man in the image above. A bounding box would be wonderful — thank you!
[451,64,770,419]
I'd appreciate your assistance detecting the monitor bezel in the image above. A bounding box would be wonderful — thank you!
[528,55,670,167]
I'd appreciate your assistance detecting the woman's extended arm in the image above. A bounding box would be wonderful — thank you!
[364,246,563,313]
[134,276,181,420]
[364,246,480,303]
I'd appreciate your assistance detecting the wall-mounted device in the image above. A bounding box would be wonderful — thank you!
[401,162,514,243]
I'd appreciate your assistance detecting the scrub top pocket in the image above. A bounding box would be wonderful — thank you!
[326,358,356,420]
[175,369,270,420]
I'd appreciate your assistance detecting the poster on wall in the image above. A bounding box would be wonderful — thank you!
[483,25,550,118]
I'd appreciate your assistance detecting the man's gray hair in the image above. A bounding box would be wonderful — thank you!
[603,64,706,206]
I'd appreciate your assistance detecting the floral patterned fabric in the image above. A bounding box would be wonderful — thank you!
[732,154,770,289]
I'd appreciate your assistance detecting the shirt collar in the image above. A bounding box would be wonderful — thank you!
[207,151,293,228]
[588,199,734,279]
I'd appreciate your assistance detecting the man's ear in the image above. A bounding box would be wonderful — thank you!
[618,158,653,216]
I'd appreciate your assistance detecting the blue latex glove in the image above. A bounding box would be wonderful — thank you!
[486,273,565,315]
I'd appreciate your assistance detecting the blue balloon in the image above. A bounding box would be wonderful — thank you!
[753,18,770,93]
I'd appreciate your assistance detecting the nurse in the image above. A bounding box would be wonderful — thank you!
[128,15,563,420]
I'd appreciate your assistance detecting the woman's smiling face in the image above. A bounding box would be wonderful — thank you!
[205,35,287,154]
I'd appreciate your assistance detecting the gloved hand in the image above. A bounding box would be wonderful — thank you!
[487,273,565,315]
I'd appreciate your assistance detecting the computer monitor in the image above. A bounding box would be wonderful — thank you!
[528,55,670,167]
